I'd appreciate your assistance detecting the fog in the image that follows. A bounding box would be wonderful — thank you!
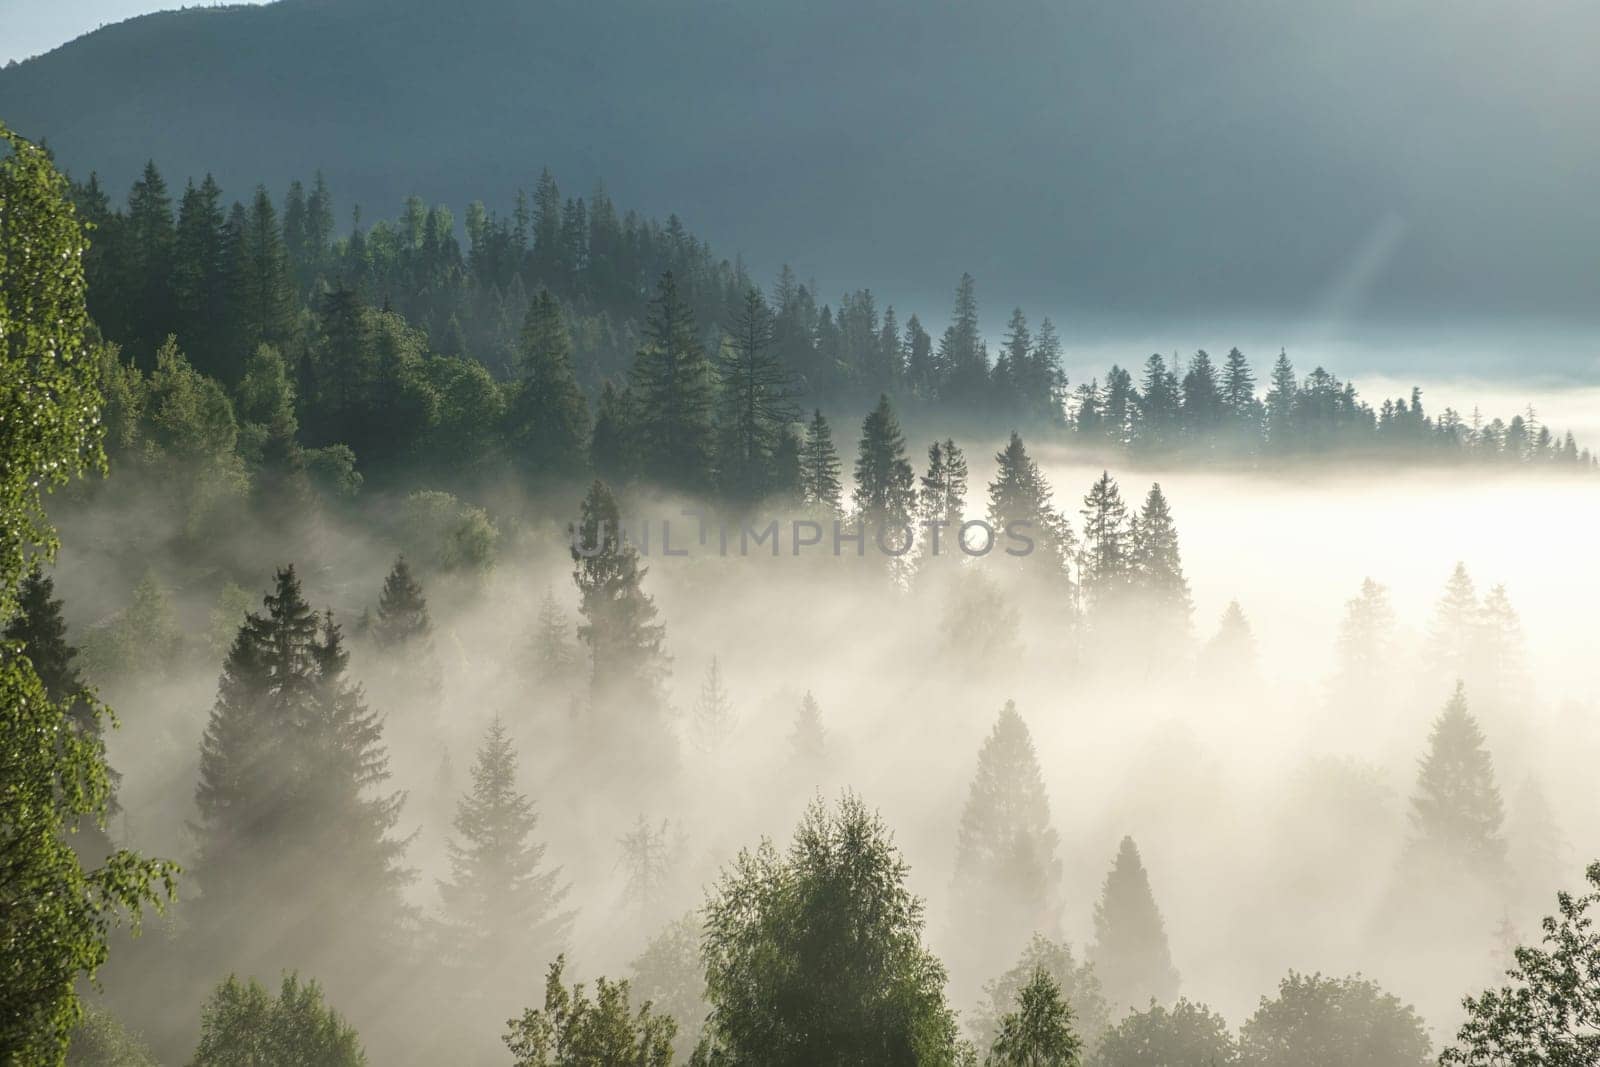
[48,376,1598,1061]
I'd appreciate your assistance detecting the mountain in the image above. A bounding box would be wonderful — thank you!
[2,0,1598,325]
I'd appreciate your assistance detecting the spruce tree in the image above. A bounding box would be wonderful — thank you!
[1403,683,1507,883]
[372,554,432,650]
[1090,836,1180,1013]
[1201,600,1257,679]
[439,718,573,972]
[511,290,591,486]
[123,160,176,361]
[851,394,916,540]
[937,273,986,402]
[1331,578,1394,707]
[233,185,294,348]
[717,286,796,501]
[192,567,410,981]
[631,272,717,492]
[691,655,736,755]
[1130,483,1192,634]
[1028,318,1068,424]
[1080,471,1133,612]
[919,439,969,559]
[3,565,90,731]
[800,410,843,516]
[170,175,229,373]
[591,380,637,484]
[529,588,578,684]
[954,703,1062,964]
[789,691,827,778]
[971,935,1106,1058]
[571,481,668,757]
[1263,351,1298,452]
[987,432,1075,581]
[1425,563,1480,681]
[1222,346,1259,442]
[1180,349,1224,442]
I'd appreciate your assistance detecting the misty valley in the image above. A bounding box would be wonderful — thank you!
[3,9,1600,1064]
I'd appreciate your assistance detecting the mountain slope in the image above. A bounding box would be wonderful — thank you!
[2,0,1597,322]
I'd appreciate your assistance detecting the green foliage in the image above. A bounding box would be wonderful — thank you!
[1079,472,1132,613]
[400,489,499,574]
[986,433,1074,579]
[511,289,591,485]
[372,554,432,649]
[4,564,90,727]
[852,394,916,536]
[631,915,710,1063]
[986,969,1082,1067]
[1442,861,1600,1066]
[66,1004,159,1067]
[0,126,176,1064]
[1237,973,1429,1067]
[631,271,717,493]
[571,480,665,716]
[82,569,184,679]
[973,936,1106,1059]
[504,955,676,1067]
[699,794,962,1066]
[799,409,843,516]
[0,123,105,606]
[715,286,796,501]
[189,973,366,1067]
[1090,998,1238,1067]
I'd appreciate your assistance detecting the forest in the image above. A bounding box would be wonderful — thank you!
[4,117,1600,1067]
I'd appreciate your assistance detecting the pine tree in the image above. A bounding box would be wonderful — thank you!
[631,272,717,492]
[1201,600,1257,679]
[170,175,229,374]
[591,380,636,484]
[919,439,969,558]
[986,433,1075,581]
[233,185,294,348]
[1134,354,1180,451]
[1130,483,1192,633]
[511,290,591,486]
[1091,836,1180,1013]
[571,481,668,752]
[938,273,987,401]
[954,702,1062,962]
[1221,347,1258,426]
[372,554,432,649]
[692,655,736,755]
[851,394,916,540]
[1331,578,1394,705]
[789,691,827,778]
[1426,563,1480,681]
[192,567,411,979]
[1080,472,1132,612]
[800,409,843,516]
[1263,350,1298,452]
[529,588,578,684]
[439,718,573,971]
[3,565,90,731]
[717,286,796,501]
[1028,318,1068,424]
[1403,683,1507,883]
[123,160,176,361]
[1180,349,1224,443]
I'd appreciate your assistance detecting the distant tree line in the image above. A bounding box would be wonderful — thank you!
[61,161,1594,519]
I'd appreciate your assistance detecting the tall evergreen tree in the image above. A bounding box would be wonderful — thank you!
[954,702,1063,972]
[1090,836,1180,1014]
[192,567,411,980]
[233,185,294,348]
[591,380,637,484]
[631,272,717,492]
[1402,683,1507,884]
[717,286,796,501]
[1426,563,1480,681]
[851,394,916,543]
[511,290,591,486]
[987,433,1075,581]
[170,175,229,373]
[123,160,176,361]
[1331,578,1395,706]
[1079,472,1133,612]
[789,691,827,779]
[1130,483,1192,634]
[1180,349,1224,442]
[937,273,987,401]
[529,588,578,684]
[571,482,669,762]
[691,656,736,755]
[1134,354,1180,451]
[919,439,969,556]
[984,969,1082,1067]
[3,566,90,731]
[1263,350,1298,452]
[800,410,843,516]
[439,718,573,972]
[372,554,432,650]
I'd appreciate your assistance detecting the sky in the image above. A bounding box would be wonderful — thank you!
[0,0,266,65]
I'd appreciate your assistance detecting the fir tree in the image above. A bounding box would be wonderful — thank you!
[631,272,717,492]
[954,703,1062,962]
[192,567,411,980]
[1221,346,1258,425]
[1403,683,1507,883]
[3,565,90,731]
[1130,483,1192,633]
[1426,563,1480,681]
[937,273,986,401]
[851,394,916,540]
[372,554,432,649]
[1091,836,1180,1013]
[972,936,1106,1057]
[985,432,1075,583]
[571,482,669,761]
[692,655,736,755]
[511,290,591,485]
[1263,351,1298,451]
[1080,472,1132,612]
[1331,578,1394,706]
[529,588,578,684]
[439,718,573,971]
[800,409,843,516]
[789,691,827,778]
[717,286,796,501]
[919,439,969,557]
[591,380,637,484]
[1201,600,1257,679]
[233,185,294,348]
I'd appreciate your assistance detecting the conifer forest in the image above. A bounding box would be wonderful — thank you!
[2,3,1599,1065]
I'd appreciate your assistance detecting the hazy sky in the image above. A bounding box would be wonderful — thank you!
[0,0,265,64]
